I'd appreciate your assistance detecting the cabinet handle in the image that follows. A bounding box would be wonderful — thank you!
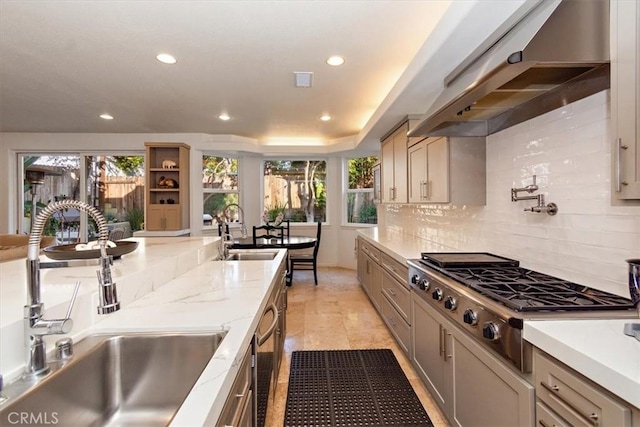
[387,288,396,296]
[256,303,279,346]
[387,315,396,327]
[538,420,555,427]
[540,381,599,426]
[420,181,428,200]
[616,138,629,192]
[441,327,447,361]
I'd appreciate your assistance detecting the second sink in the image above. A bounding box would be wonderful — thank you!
[225,250,278,261]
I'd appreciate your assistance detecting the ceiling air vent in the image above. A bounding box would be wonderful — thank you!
[294,72,313,88]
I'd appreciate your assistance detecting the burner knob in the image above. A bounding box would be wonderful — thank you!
[463,309,478,326]
[411,274,420,285]
[419,279,430,291]
[432,288,443,301]
[444,296,458,311]
[482,322,501,341]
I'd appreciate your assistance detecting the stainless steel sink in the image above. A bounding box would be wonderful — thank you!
[225,251,278,261]
[0,331,227,426]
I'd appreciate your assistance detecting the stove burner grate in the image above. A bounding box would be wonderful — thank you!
[439,266,636,312]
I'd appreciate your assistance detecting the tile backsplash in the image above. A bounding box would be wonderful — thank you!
[380,90,640,297]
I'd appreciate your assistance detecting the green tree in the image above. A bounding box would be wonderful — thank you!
[265,160,326,221]
[113,156,144,176]
[203,156,238,189]
[348,156,377,189]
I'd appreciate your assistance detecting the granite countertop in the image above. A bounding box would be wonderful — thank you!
[357,228,640,410]
[0,237,287,425]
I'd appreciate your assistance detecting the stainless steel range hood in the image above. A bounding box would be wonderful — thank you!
[408,0,610,138]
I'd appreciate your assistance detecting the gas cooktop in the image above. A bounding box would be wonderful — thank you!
[416,252,637,313]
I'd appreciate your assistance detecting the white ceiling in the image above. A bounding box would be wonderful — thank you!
[0,0,454,150]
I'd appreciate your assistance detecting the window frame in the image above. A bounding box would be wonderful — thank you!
[17,151,145,240]
[201,153,241,232]
[261,157,328,225]
[344,156,378,226]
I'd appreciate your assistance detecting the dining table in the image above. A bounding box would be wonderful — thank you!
[230,235,317,285]
[229,235,317,250]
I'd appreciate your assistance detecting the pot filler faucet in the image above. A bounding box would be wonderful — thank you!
[511,175,558,216]
[23,199,120,380]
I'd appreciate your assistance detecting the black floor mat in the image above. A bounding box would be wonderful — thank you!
[284,349,434,427]
[257,351,274,427]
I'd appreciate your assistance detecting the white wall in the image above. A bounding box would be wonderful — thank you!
[379,90,640,298]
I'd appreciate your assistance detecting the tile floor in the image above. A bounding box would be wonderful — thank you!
[266,267,450,426]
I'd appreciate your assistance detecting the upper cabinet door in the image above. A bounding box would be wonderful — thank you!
[427,137,450,203]
[380,121,410,203]
[611,0,640,201]
[381,136,395,203]
[392,125,408,203]
[408,141,427,203]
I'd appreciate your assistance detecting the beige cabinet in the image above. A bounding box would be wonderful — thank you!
[144,142,190,231]
[216,344,253,427]
[534,348,633,427]
[358,238,383,310]
[611,0,640,201]
[412,294,534,426]
[381,120,413,203]
[357,237,411,356]
[380,253,411,356]
[408,136,486,205]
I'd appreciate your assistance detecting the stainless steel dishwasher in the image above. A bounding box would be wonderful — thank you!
[254,285,279,427]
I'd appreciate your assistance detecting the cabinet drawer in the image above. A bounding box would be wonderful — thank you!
[382,268,411,324]
[534,349,631,427]
[381,295,411,355]
[217,345,253,427]
[381,253,408,288]
[359,239,381,263]
[536,401,570,427]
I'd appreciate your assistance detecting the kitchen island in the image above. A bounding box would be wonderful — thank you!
[0,236,287,425]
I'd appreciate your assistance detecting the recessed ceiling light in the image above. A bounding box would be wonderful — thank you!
[156,53,177,64]
[320,114,332,121]
[100,114,114,120]
[326,56,345,66]
[218,113,231,121]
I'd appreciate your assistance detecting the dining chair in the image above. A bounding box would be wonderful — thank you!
[281,219,290,238]
[288,221,321,285]
[253,224,285,245]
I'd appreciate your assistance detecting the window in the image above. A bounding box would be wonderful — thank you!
[20,153,145,241]
[346,156,378,225]
[263,160,326,223]
[202,155,239,227]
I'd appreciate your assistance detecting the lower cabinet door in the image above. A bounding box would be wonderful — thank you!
[451,331,534,427]
[411,296,451,413]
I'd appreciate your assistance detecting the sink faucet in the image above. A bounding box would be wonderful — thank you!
[219,233,234,260]
[23,199,120,380]
[222,203,247,238]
